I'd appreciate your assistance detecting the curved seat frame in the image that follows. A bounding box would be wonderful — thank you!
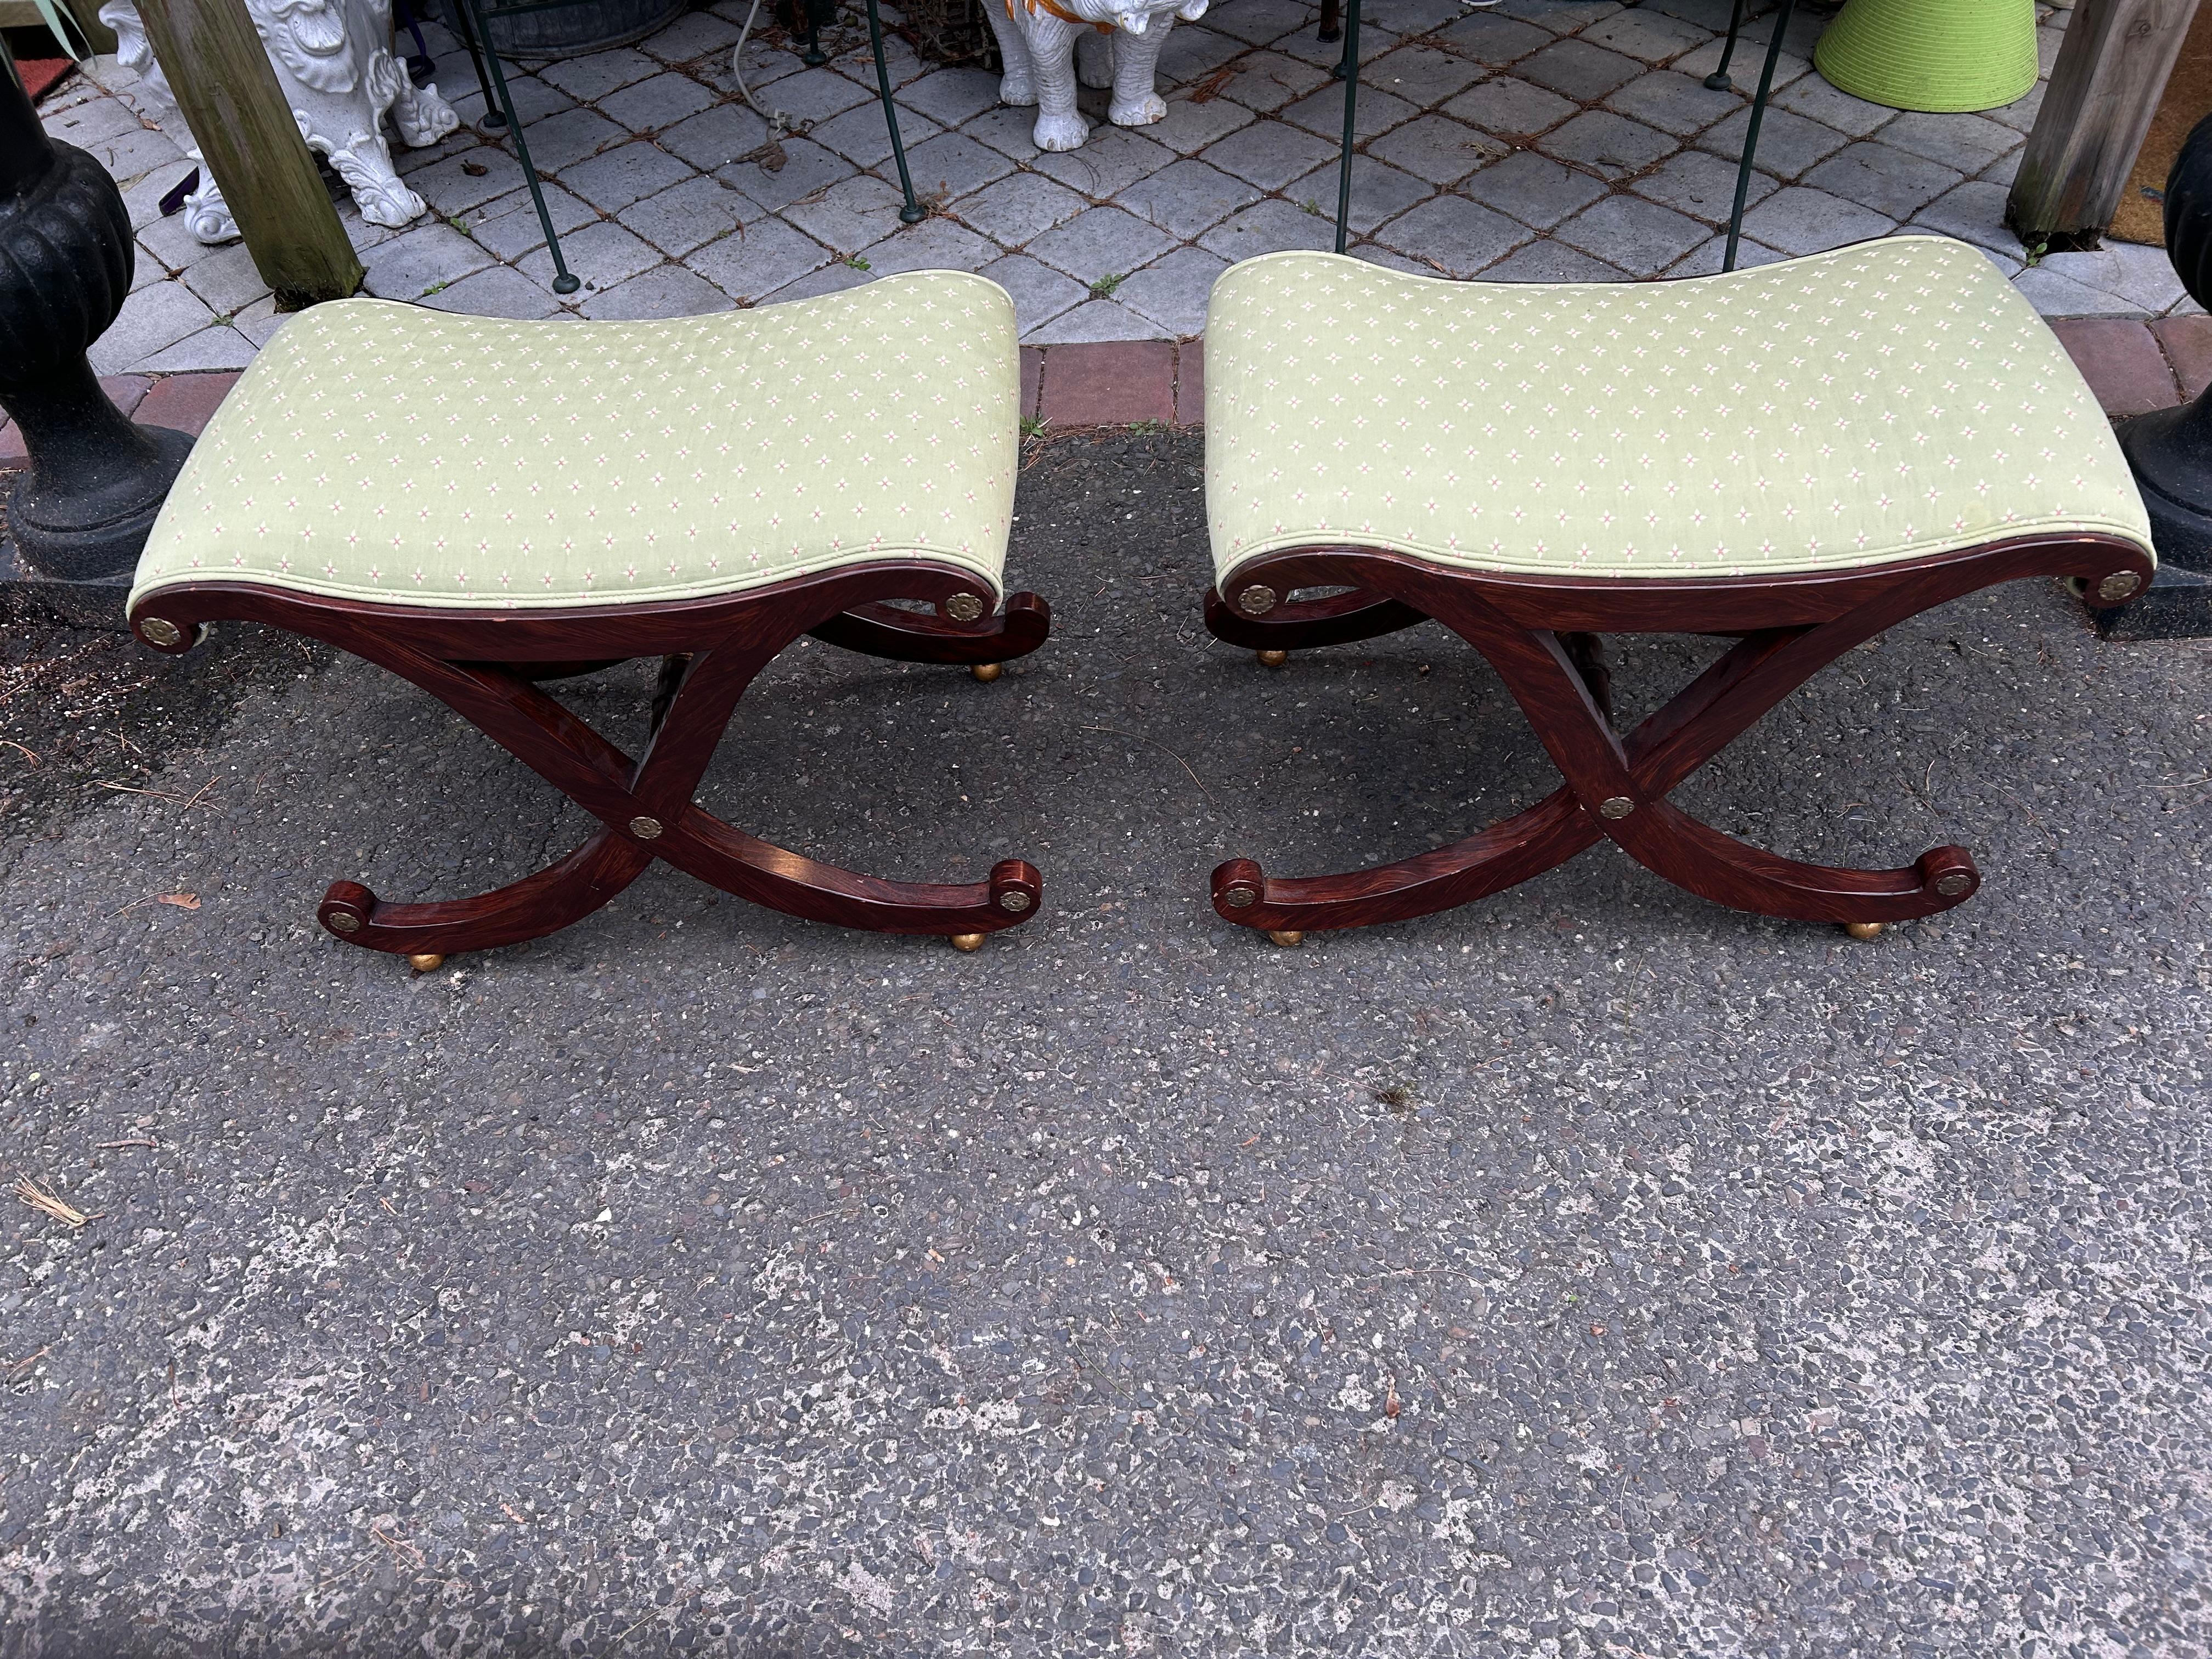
[128,560,1050,959]
[1203,533,2153,935]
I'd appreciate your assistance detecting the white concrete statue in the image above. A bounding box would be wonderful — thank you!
[984,0,1209,153]
[100,0,460,243]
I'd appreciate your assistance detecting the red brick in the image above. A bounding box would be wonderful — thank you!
[0,375,153,469]
[1036,341,1174,429]
[103,374,152,419]
[2153,314,2212,402]
[136,369,242,436]
[1019,346,1042,422]
[2050,318,2179,418]
[1174,338,1204,427]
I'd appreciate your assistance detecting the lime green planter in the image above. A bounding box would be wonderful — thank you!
[1814,0,2040,114]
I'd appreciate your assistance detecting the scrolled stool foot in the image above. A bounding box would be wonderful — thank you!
[1267,929,1305,947]
[408,952,447,972]
[1841,922,1884,942]
[1256,649,1289,668]
[950,932,986,952]
[970,661,1003,683]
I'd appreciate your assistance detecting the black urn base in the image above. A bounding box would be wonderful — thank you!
[0,68,199,593]
[2090,110,2212,636]
[0,532,132,630]
[2095,399,2212,639]
[9,420,194,583]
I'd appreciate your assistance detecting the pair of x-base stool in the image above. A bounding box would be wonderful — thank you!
[126,237,2157,969]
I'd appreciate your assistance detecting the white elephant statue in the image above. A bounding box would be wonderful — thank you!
[984,0,1209,153]
[101,0,459,243]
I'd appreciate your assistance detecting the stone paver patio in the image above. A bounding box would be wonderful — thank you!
[39,0,2201,374]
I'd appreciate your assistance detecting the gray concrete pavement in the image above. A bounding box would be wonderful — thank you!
[3,433,2210,1655]
[50,0,2197,374]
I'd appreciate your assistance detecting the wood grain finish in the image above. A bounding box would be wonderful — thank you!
[809,593,1051,663]
[1204,533,2153,935]
[2009,0,2203,241]
[133,562,1052,957]
[1201,585,1428,652]
[132,0,363,307]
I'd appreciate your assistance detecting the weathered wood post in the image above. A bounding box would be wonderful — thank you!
[2008,0,2203,245]
[130,0,363,309]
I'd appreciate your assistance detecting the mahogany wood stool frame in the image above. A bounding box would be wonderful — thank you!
[1203,534,2153,943]
[128,560,1051,966]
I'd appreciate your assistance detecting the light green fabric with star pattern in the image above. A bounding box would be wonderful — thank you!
[1205,236,2153,589]
[130,272,1020,613]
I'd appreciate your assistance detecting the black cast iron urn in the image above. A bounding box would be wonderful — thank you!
[0,49,193,583]
[2120,112,2212,596]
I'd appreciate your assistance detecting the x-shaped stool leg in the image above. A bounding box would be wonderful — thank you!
[1206,535,2152,937]
[131,566,1049,962]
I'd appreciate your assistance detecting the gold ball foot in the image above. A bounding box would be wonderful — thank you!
[1842,922,1884,942]
[1267,929,1304,947]
[970,661,1003,683]
[950,932,986,952]
[1256,649,1289,669]
[407,952,446,972]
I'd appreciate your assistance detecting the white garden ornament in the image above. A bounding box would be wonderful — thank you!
[100,0,460,243]
[984,0,1209,153]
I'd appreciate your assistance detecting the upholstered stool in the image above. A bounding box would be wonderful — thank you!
[1200,235,2153,942]
[129,273,1049,965]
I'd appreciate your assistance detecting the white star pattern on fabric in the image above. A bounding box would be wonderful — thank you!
[130,273,1020,613]
[1203,237,2152,590]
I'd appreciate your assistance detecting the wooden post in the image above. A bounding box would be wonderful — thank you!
[2009,0,2203,245]
[131,0,362,309]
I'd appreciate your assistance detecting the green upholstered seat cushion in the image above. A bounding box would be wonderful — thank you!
[129,272,1020,613]
[1205,237,2153,589]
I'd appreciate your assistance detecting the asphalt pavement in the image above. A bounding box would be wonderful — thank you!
[2,432,2208,1656]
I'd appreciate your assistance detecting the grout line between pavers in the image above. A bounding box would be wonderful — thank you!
[2145,322,2186,405]
[58,1,2090,344]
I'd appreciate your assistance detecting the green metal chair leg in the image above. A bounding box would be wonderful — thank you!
[1722,0,1795,272]
[1333,0,1359,253]
[1705,0,1750,91]
[453,0,579,293]
[1333,0,1776,270]
[443,0,508,131]
[796,0,832,64]
[864,0,924,224]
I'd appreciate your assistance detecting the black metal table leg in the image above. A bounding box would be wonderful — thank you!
[798,0,833,64]
[864,0,924,223]
[451,0,579,292]
[1723,0,1795,273]
[1333,0,1360,253]
[1705,0,1749,91]
[442,0,508,130]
